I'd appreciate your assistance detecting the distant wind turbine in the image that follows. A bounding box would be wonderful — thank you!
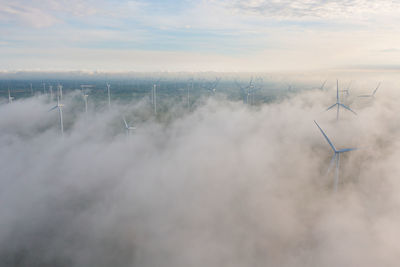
[319,80,327,91]
[57,84,63,100]
[106,83,111,109]
[314,120,357,192]
[151,79,161,115]
[153,84,157,115]
[326,80,357,120]
[187,79,193,111]
[8,89,14,103]
[236,77,261,105]
[49,85,54,100]
[123,117,136,136]
[203,77,221,95]
[358,82,381,98]
[83,94,88,114]
[49,96,64,136]
[340,81,352,97]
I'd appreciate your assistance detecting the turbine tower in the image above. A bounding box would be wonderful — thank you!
[106,83,111,109]
[187,79,193,111]
[314,121,357,191]
[49,96,65,136]
[326,80,357,120]
[123,117,136,136]
[153,83,157,115]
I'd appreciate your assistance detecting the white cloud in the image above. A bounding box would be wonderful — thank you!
[216,0,400,20]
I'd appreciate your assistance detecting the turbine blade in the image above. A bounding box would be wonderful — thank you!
[48,106,58,111]
[337,148,357,153]
[339,103,357,115]
[314,120,337,152]
[326,103,337,111]
[372,82,381,96]
[123,117,128,128]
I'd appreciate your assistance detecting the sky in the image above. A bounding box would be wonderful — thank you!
[1,0,400,71]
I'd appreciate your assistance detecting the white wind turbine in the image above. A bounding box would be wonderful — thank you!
[340,81,352,97]
[49,85,54,100]
[314,121,357,192]
[358,82,381,98]
[123,117,136,136]
[326,80,357,120]
[106,83,111,109]
[57,84,63,101]
[187,79,193,111]
[318,80,327,91]
[153,83,157,115]
[49,96,65,136]
[151,79,161,115]
[83,93,88,114]
[8,89,14,103]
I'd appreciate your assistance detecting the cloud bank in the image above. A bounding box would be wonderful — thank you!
[1,73,400,266]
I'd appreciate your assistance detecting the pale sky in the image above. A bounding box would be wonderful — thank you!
[1,0,400,72]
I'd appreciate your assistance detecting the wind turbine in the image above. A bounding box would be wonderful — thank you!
[153,83,157,115]
[151,79,161,115]
[57,84,63,100]
[123,117,136,136]
[8,89,14,103]
[106,83,111,109]
[319,80,327,91]
[187,79,193,111]
[49,96,64,136]
[358,82,381,98]
[326,80,357,120]
[203,77,220,95]
[235,80,248,104]
[83,93,88,114]
[236,77,260,105]
[341,81,352,97]
[314,120,357,192]
[49,85,54,100]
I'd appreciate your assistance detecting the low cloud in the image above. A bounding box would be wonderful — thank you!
[1,73,400,266]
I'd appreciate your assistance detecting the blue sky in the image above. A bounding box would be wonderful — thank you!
[1,0,400,71]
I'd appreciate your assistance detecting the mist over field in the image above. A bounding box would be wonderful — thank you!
[1,72,400,266]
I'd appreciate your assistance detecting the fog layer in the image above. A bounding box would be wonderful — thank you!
[1,77,400,266]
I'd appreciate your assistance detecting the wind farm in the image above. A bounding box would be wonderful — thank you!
[1,0,400,266]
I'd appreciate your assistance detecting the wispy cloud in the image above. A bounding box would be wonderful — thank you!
[1,0,400,71]
[217,0,400,20]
